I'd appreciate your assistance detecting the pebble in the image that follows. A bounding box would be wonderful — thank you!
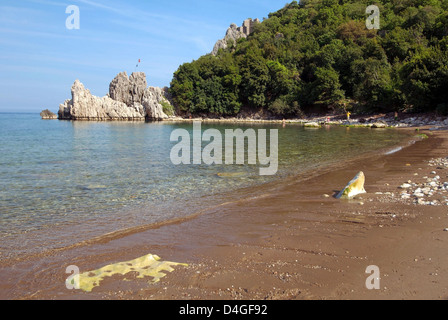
[382,157,448,206]
[417,199,426,205]
[414,192,425,198]
[422,187,431,195]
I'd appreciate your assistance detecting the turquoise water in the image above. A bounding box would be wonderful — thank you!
[0,113,409,259]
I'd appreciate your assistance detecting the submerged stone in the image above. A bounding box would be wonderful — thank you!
[336,171,367,199]
[304,122,321,128]
[372,122,387,129]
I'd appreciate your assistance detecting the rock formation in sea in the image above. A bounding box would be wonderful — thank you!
[58,72,172,121]
[212,18,260,56]
[40,109,58,120]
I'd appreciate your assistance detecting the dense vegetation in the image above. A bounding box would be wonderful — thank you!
[169,0,448,118]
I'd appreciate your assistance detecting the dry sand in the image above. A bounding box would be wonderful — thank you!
[1,128,447,300]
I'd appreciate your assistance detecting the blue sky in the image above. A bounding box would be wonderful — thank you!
[0,0,290,113]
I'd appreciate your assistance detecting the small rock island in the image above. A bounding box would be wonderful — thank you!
[40,109,58,120]
[56,71,173,121]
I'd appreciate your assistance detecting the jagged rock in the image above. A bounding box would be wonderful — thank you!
[129,72,147,105]
[212,19,260,56]
[40,109,58,120]
[109,72,131,105]
[109,72,147,106]
[212,24,243,56]
[142,87,170,120]
[336,172,367,199]
[58,72,172,121]
[59,80,144,121]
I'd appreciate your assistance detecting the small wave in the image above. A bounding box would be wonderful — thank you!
[384,146,403,155]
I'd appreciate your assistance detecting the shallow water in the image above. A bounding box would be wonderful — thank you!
[0,113,409,260]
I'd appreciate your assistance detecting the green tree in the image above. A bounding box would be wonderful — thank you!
[169,0,448,117]
[351,58,393,110]
[310,67,345,106]
[400,46,448,111]
[239,48,270,108]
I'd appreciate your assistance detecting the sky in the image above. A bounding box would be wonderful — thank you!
[0,0,290,113]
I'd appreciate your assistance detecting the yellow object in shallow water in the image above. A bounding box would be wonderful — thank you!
[72,254,188,292]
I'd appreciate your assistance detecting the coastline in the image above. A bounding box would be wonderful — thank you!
[0,127,447,300]
[164,111,448,128]
[134,127,448,300]
[139,128,448,300]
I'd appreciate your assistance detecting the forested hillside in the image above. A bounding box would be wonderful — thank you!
[170,0,448,118]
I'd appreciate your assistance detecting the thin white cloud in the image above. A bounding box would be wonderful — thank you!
[26,0,69,7]
[75,0,122,14]
[74,0,222,31]
[0,26,171,49]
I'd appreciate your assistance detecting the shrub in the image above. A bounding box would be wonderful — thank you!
[161,101,175,117]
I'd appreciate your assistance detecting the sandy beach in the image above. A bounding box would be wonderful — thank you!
[1,126,447,300]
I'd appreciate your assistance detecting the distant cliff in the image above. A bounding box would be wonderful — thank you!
[212,18,260,56]
[58,72,173,121]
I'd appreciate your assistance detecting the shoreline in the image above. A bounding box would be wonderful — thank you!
[146,114,448,129]
[140,128,448,300]
[0,127,416,266]
[39,109,448,129]
[0,127,447,300]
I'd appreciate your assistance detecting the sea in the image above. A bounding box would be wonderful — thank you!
[0,113,410,260]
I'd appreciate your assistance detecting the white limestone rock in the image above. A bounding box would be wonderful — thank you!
[211,19,260,56]
[58,72,172,121]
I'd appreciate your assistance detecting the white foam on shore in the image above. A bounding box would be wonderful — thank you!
[385,146,403,155]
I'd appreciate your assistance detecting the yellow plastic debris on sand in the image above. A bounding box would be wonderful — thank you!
[336,171,367,199]
[70,254,188,292]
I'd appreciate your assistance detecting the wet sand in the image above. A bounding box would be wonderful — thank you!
[1,128,447,300]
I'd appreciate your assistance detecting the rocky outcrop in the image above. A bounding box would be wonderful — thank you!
[109,72,147,106]
[212,18,260,56]
[109,72,132,105]
[58,80,144,121]
[143,87,170,120]
[58,72,172,121]
[40,109,58,120]
[336,172,367,199]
